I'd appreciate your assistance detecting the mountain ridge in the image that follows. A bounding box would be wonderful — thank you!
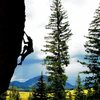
[10,75,75,90]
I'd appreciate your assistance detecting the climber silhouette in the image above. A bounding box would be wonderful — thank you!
[18,32,34,65]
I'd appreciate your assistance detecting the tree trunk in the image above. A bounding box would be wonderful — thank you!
[0,0,25,94]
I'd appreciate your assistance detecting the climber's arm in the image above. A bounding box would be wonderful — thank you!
[23,38,28,44]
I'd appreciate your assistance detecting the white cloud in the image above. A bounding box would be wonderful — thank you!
[63,0,100,57]
[25,0,100,58]
[11,63,47,82]
[66,57,87,75]
[65,57,88,85]
[25,0,51,60]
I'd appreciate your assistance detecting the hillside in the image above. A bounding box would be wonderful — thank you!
[10,75,75,90]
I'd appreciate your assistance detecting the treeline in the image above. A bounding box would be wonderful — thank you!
[27,72,99,100]
[6,73,99,100]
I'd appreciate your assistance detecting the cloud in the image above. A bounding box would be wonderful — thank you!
[63,0,100,58]
[11,52,87,85]
[11,53,47,82]
[18,53,43,65]
[11,60,47,82]
[63,0,87,7]
[25,0,100,59]
[65,54,88,85]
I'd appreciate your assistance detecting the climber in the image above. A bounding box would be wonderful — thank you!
[18,32,34,65]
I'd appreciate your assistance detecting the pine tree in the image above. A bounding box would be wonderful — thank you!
[32,72,47,100]
[28,93,33,100]
[79,3,100,99]
[75,74,85,100]
[9,86,21,100]
[42,0,72,99]
[86,88,94,100]
[68,91,72,100]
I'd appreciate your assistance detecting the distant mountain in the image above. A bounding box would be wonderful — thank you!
[10,75,75,90]
[65,82,75,89]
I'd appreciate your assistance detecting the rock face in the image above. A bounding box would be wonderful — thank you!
[0,0,25,94]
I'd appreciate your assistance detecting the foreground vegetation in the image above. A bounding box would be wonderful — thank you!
[5,88,97,100]
[6,90,30,100]
[4,73,98,100]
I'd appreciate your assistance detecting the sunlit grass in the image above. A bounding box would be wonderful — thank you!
[6,89,94,100]
[6,90,31,100]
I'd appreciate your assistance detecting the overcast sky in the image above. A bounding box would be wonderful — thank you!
[11,0,100,85]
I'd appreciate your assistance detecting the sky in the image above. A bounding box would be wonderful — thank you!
[11,0,100,85]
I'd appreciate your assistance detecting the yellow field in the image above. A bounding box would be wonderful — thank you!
[6,91,31,100]
[6,89,93,100]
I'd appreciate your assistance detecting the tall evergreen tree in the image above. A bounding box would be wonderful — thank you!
[86,88,94,100]
[75,74,85,100]
[9,86,21,100]
[28,93,33,100]
[79,3,100,99]
[68,91,72,100]
[42,0,72,99]
[32,72,47,100]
